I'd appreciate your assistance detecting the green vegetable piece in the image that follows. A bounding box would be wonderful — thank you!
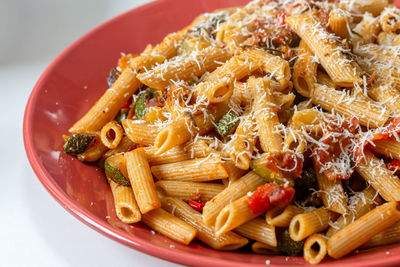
[250,157,295,186]
[187,78,196,86]
[215,110,239,137]
[63,134,94,155]
[134,92,148,119]
[104,154,130,186]
[278,229,305,256]
[134,88,159,119]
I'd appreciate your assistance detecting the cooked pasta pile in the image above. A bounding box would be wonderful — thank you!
[63,0,400,264]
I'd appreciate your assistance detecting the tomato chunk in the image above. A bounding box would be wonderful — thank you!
[247,183,295,214]
[264,152,304,179]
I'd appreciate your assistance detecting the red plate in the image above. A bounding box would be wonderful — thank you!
[23,0,400,266]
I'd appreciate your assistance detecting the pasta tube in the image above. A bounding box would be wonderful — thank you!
[142,208,197,245]
[202,171,264,226]
[125,148,160,213]
[286,13,362,87]
[161,197,248,250]
[327,202,400,259]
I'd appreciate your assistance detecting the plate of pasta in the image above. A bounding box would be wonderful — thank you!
[24,0,400,266]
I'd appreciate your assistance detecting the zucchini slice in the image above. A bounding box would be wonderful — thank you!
[104,154,130,186]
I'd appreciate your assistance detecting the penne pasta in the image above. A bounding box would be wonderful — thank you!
[326,186,381,238]
[235,218,277,247]
[125,148,160,213]
[142,208,197,245]
[161,197,248,250]
[155,180,224,201]
[356,151,400,201]
[107,178,141,224]
[327,202,400,259]
[151,157,229,182]
[202,171,264,226]
[266,205,304,228]
[289,208,335,241]
[304,234,328,265]
[286,12,362,87]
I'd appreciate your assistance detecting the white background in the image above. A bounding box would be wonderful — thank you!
[0,0,179,266]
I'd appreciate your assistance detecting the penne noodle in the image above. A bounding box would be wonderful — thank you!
[100,121,123,149]
[161,197,248,250]
[143,140,210,165]
[235,218,277,247]
[122,120,160,146]
[293,41,317,98]
[373,138,400,160]
[142,208,197,245]
[252,77,283,153]
[202,171,264,226]
[286,12,362,87]
[151,157,229,182]
[327,202,400,259]
[214,195,258,237]
[155,180,224,201]
[153,103,228,155]
[125,148,160,213]
[315,167,348,215]
[289,208,335,241]
[362,221,400,249]
[328,9,350,39]
[137,45,231,90]
[304,234,328,265]
[192,49,264,103]
[266,205,304,228]
[107,178,141,224]
[312,83,389,128]
[356,151,400,201]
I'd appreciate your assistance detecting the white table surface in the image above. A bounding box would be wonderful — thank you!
[0,0,179,266]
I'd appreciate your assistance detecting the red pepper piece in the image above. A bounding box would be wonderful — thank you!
[188,199,206,212]
[122,97,133,109]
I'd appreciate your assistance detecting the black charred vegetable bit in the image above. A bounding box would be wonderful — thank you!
[63,134,94,155]
[302,193,323,208]
[294,167,318,200]
[215,110,240,137]
[107,67,121,87]
[104,154,130,186]
[278,229,304,256]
